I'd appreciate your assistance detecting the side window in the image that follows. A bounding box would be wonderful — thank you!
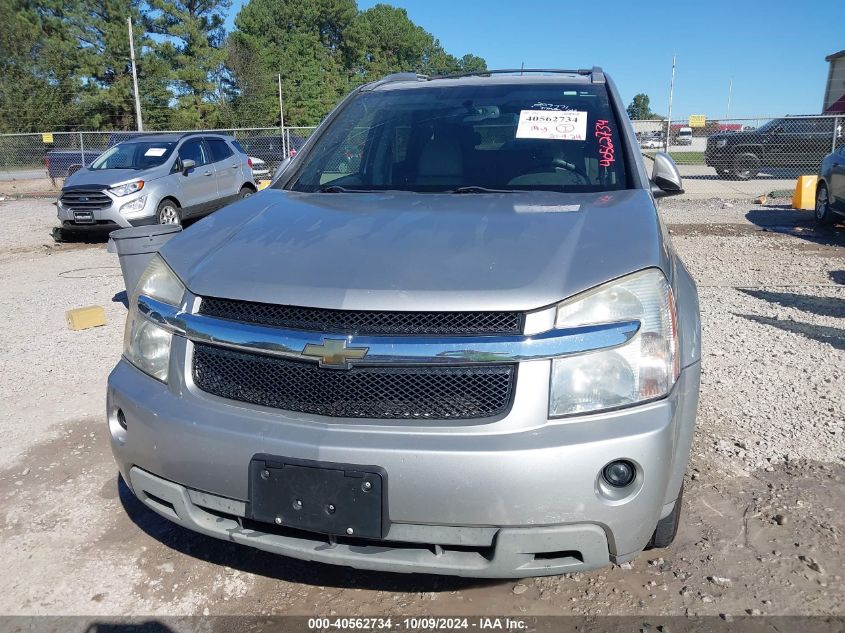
[231,140,247,155]
[812,118,835,135]
[179,139,208,166]
[207,138,234,162]
[781,119,812,135]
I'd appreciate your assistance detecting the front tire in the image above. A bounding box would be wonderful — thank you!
[731,153,760,180]
[815,183,834,226]
[647,483,683,549]
[239,185,255,199]
[156,199,181,226]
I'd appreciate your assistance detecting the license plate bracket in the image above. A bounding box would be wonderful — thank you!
[247,455,387,539]
[73,211,95,224]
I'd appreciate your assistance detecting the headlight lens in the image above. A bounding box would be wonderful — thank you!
[120,195,147,214]
[123,255,184,382]
[110,180,144,196]
[549,269,678,417]
[715,139,727,148]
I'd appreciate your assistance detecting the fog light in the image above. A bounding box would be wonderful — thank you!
[117,409,127,430]
[603,460,636,488]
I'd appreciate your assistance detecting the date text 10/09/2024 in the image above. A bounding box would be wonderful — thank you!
[307,617,528,630]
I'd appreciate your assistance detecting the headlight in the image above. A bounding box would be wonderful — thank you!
[715,139,727,148]
[549,269,679,417]
[120,195,147,213]
[123,255,185,382]
[110,180,144,196]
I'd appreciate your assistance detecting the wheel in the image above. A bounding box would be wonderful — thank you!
[731,154,760,180]
[815,183,834,226]
[156,199,181,225]
[647,483,683,549]
[238,186,255,199]
[716,168,735,180]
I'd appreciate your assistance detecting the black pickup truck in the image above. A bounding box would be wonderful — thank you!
[705,116,840,180]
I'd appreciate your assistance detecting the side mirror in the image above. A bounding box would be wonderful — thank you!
[651,151,684,198]
[181,158,196,174]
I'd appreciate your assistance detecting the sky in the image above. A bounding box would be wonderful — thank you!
[226,0,844,121]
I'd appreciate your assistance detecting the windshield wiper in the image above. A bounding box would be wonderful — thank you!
[318,185,414,194]
[447,186,519,194]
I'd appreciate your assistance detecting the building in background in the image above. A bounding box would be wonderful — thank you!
[823,50,845,114]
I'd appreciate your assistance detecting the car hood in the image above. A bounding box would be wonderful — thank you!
[160,189,670,312]
[63,165,169,189]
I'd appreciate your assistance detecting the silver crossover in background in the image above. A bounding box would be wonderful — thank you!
[108,68,701,578]
[57,133,257,231]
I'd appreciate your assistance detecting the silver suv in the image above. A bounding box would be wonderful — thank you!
[57,133,256,231]
[108,69,701,578]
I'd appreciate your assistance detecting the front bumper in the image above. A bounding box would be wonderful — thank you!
[107,339,700,577]
[57,191,156,229]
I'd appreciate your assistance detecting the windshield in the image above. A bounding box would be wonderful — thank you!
[285,83,627,193]
[90,142,176,170]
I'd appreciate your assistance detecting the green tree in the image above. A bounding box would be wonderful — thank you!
[229,0,358,127]
[62,0,150,130]
[626,93,659,120]
[0,0,81,132]
[346,5,486,79]
[145,0,232,128]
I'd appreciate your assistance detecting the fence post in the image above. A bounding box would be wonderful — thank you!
[833,116,841,153]
[79,132,85,166]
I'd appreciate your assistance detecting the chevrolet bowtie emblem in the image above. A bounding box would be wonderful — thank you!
[302,338,369,369]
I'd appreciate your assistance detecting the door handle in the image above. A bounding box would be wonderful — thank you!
[203,171,212,176]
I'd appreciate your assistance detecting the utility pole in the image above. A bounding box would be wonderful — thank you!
[278,74,285,156]
[128,17,143,131]
[665,54,676,153]
[726,77,733,120]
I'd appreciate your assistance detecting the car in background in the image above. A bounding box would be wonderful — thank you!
[249,156,270,180]
[815,145,845,225]
[57,133,256,231]
[675,127,693,146]
[640,134,663,150]
[706,116,840,180]
[241,134,308,166]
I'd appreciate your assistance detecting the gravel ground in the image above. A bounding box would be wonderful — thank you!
[0,198,842,618]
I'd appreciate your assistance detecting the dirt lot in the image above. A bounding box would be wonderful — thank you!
[0,198,843,618]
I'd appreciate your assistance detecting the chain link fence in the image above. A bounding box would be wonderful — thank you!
[1,116,842,199]
[0,127,317,194]
[632,115,842,199]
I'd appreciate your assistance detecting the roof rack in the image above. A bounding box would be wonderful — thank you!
[432,67,606,84]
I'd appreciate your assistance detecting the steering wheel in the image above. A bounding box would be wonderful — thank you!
[551,157,591,184]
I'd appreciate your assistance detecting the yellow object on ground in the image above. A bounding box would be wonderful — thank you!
[66,306,106,331]
[257,179,272,191]
[792,175,818,210]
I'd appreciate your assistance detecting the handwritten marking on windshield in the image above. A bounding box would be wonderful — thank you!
[595,120,616,167]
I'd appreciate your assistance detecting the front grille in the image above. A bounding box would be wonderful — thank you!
[192,343,515,420]
[60,189,112,211]
[198,297,523,336]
